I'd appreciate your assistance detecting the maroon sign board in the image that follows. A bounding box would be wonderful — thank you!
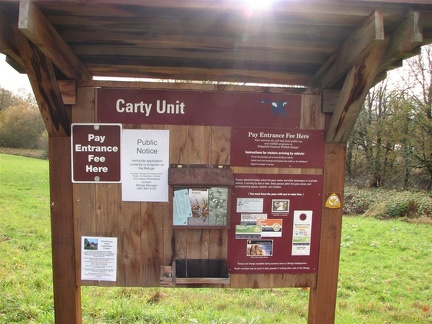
[71,123,121,183]
[228,173,323,274]
[97,88,302,128]
[231,128,325,168]
[92,88,326,275]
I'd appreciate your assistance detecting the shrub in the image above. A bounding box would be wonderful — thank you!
[343,187,379,215]
[344,186,432,220]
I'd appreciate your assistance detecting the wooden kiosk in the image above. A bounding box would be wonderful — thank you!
[1,1,431,323]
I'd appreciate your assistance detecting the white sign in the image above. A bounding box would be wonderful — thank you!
[81,236,117,281]
[121,129,169,202]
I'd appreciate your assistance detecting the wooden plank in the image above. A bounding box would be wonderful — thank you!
[174,228,187,260]
[119,202,141,286]
[66,32,337,55]
[80,79,304,94]
[58,80,77,105]
[322,89,341,113]
[186,229,210,259]
[168,125,188,164]
[325,39,389,143]
[164,125,185,265]
[83,64,312,86]
[308,143,346,324]
[49,136,82,324]
[140,203,166,286]
[93,183,121,287]
[208,229,228,260]
[18,0,91,79]
[186,126,211,164]
[169,125,189,265]
[211,127,231,165]
[28,0,400,12]
[73,87,97,287]
[175,277,230,285]
[169,167,234,186]
[73,46,329,66]
[73,87,96,122]
[309,11,385,88]
[230,273,316,288]
[74,183,96,286]
[301,94,325,130]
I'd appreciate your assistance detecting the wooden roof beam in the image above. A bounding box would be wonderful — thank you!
[376,11,423,76]
[5,55,26,74]
[11,21,70,136]
[0,13,25,72]
[18,0,91,80]
[325,39,389,143]
[309,11,385,89]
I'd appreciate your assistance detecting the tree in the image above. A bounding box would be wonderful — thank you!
[396,45,432,188]
[0,103,46,149]
[347,81,398,187]
[0,87,15,111]
[347,45,432,189]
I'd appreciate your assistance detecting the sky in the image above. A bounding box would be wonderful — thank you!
[0,54,32,94]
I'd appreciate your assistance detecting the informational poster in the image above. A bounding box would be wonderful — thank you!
[230,128,325,168]
[173,187,229,226]
[121,129,169,202]
[81,236,117,281]
[228,173,323,274]
[71,123,122,183]
[292,211,313,255]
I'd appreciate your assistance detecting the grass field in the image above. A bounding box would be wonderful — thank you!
[1,153,431,323]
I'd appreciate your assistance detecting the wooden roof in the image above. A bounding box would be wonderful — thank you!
[1,0,431,87]
[1,0,431,141]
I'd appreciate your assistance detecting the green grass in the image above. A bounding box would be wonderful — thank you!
[1,153,431,323]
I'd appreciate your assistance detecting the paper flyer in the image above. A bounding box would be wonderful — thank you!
[121,129,169,202]
[246,240,273,257]
[81,236,118,281]
[292,211,313,256]
[259,219,283,238]
[188,189,209,226]
[173,189,191,225]
[236,198,264,213]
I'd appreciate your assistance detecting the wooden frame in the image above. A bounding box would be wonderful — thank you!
[1,1,431,323]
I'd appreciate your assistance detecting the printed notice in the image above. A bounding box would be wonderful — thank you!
[292,211,313,255]
[173,189,191,225]
[236,198,264,213]
[121,129,169,202]
[259,219,283,238]
[247,240,273,257]
[81,236,117,281]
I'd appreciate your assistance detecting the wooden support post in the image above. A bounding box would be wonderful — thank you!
[49,137,82,324]
[308,143,346,324]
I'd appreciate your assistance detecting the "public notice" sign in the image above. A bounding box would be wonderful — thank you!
[71,123,122,183]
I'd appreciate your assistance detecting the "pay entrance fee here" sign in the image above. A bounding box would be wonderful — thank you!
[71,123,121,183]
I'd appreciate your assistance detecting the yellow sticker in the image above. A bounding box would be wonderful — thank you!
[325,193,341,209]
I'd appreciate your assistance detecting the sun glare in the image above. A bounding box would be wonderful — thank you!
[244,0,273,9]
[241,0,274,17]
